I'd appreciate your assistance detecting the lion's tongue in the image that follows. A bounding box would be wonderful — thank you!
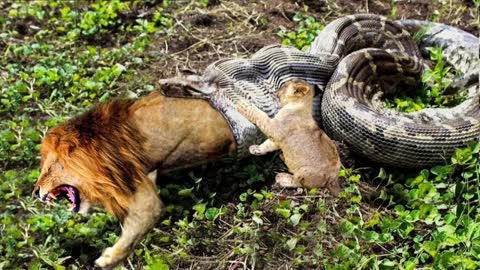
[57,186,75,203]
[49,185,80,212]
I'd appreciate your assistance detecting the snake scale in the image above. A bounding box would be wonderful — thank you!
[159,14,480,168]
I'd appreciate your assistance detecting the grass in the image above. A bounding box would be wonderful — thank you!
[1,0,479,269]
[277,12,324,51]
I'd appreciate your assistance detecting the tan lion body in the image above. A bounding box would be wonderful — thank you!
[237,79,341,195]
[33,91,235,268]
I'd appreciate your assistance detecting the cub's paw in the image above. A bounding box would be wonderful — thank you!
[249,145,263,155]
[236,100,251,116]
[95,247,127,269]
[275,172,297,187]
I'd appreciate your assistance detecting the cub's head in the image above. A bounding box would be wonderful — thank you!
[277,79,314,106]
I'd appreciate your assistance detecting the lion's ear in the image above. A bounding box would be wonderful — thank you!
[58,141,76,156]
[41,128,75,159]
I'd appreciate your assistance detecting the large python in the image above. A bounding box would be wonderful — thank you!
[159,14,480,168]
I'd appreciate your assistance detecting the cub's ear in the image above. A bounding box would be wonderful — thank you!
[293,84,310,96]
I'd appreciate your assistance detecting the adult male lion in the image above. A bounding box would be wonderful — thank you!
[32,91,235,268]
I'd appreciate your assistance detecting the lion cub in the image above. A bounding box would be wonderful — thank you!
[236,79,341,195]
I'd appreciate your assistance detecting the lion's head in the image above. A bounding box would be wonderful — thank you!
[32,99,150,220]
[33,144,90,213]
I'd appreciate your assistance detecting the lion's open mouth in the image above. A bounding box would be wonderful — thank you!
[42,185,81,212]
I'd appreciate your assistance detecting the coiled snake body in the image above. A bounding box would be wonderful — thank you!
[160,14,480,168]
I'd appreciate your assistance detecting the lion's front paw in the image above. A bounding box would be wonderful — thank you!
[95,246,127,269]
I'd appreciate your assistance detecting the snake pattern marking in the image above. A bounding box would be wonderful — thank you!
[159,14,480,168]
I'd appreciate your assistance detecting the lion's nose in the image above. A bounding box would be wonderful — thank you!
[32,187,40,198]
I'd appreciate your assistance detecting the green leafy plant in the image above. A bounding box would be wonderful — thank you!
[78,0,129,36]
[278,13,324,50]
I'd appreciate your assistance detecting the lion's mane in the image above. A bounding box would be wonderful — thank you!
[40,99,149,219]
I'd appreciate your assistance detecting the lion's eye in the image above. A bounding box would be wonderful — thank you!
[55,162,64,170]
[46,163,54,174]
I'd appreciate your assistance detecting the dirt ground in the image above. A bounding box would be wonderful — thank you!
[145,0,478,82]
